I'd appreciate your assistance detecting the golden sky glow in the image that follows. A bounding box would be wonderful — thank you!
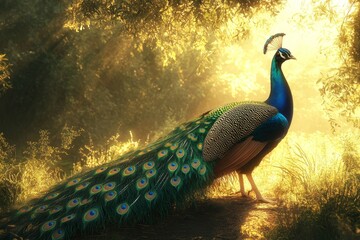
[214,0,355,133]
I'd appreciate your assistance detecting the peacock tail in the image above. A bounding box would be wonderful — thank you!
[1,103,243,240]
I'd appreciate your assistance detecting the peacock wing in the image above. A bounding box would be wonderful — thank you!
[203,102,290,177]
[212,136,268,177]
[203,102,278,162]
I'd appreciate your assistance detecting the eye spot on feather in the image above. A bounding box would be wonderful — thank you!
[17,206,33,215]
[107,167,121,177]
[168,161,178,173]
[197,143,203,150]
[66,178,81,187]
[103,182,116,192]
[41,220,57,232]
[170,142,179,150]
[122,166,136,176]
[90,184,102,195]
[67,198,81,209]
[198,165,207,175]
[95,166,108,175]
[51,228,65,240]
[116,203,130,215]
[145,190,157,202]
[157,149,168,159]
[143,161,155,170]
[80,198,92,206]
[104,190,117,202]
[165,142,172,147]
[187,133,198,141]
[83,208,99,222]
[191,159,201,169]
[75,182,90,191]
[170,176,182,187]
[136,177,148,190]
[145,169,157,178]
[198,128,206,133]
[35,205,48,213]
[181,164,190,174]
[45,192,60,200]
[60,214,76,223]
[49,206,63,215]
[176,149,185,159]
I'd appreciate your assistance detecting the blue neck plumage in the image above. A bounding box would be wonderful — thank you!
[265,55,293,125]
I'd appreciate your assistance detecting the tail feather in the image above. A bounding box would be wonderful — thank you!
[1,114,218,240]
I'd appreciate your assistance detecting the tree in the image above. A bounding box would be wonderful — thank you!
[319,1,360,129]
[0,0,283,148]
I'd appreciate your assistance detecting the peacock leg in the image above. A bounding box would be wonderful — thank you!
[245,173,274,203]
[237,170,247,197]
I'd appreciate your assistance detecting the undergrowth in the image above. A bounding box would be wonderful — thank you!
[0,127,359,239]
[206,131,360,239]
[0,128,139,213]
[266,132,360,240]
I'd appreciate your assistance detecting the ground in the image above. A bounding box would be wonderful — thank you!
[75,194,277,240]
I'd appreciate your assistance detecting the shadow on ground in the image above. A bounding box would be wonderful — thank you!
[75,194,277,240]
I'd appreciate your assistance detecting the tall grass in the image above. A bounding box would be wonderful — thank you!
[266,132,360,239]
[206,131,359,239]
[0,130,66,209]
[72,132,140,174]
[0,128,139,212]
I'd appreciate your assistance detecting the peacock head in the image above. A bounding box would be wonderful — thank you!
[264,33,296,64]
[275,48,296,64]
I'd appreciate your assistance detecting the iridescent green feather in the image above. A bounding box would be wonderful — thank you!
[1,103,242,240]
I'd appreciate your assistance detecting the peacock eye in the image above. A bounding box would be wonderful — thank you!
[279,51,286,59]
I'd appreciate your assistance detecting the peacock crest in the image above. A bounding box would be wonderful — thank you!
[263,33,285,54]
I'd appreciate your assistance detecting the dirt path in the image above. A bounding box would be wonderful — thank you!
[75,194,278,240]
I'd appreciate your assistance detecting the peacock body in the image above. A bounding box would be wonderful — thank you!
[1,33,295,240]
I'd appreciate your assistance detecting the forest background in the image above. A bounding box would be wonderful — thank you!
[0,0,359,239]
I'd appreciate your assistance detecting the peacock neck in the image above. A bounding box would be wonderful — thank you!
[265,56,293,124]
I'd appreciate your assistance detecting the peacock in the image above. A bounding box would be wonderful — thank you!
[0,33,295,240]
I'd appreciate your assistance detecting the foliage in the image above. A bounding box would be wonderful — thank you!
[0,54,11,93]
[0,128,82,211]
[0,0,283,150]
[318,1,360,129]
[72,131,139,173]
[205,131,360,239]
[65,0,282,33]
[267,179,359,240]
[266,134,360,239]
[0,133,16,211]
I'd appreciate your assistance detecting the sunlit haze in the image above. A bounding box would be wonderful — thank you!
[214,0,354,133]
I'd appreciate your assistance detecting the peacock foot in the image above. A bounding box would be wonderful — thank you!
[232,190,252,198]
[247,188,276,204]
[237,189,251,198]
[255,197,276,204]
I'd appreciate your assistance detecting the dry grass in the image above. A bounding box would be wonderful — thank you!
[206,130,360,239]
[72,132,140,174]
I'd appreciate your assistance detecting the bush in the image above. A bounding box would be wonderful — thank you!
[267,134,360,240]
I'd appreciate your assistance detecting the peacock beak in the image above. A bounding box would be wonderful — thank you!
[289,55,296,60]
